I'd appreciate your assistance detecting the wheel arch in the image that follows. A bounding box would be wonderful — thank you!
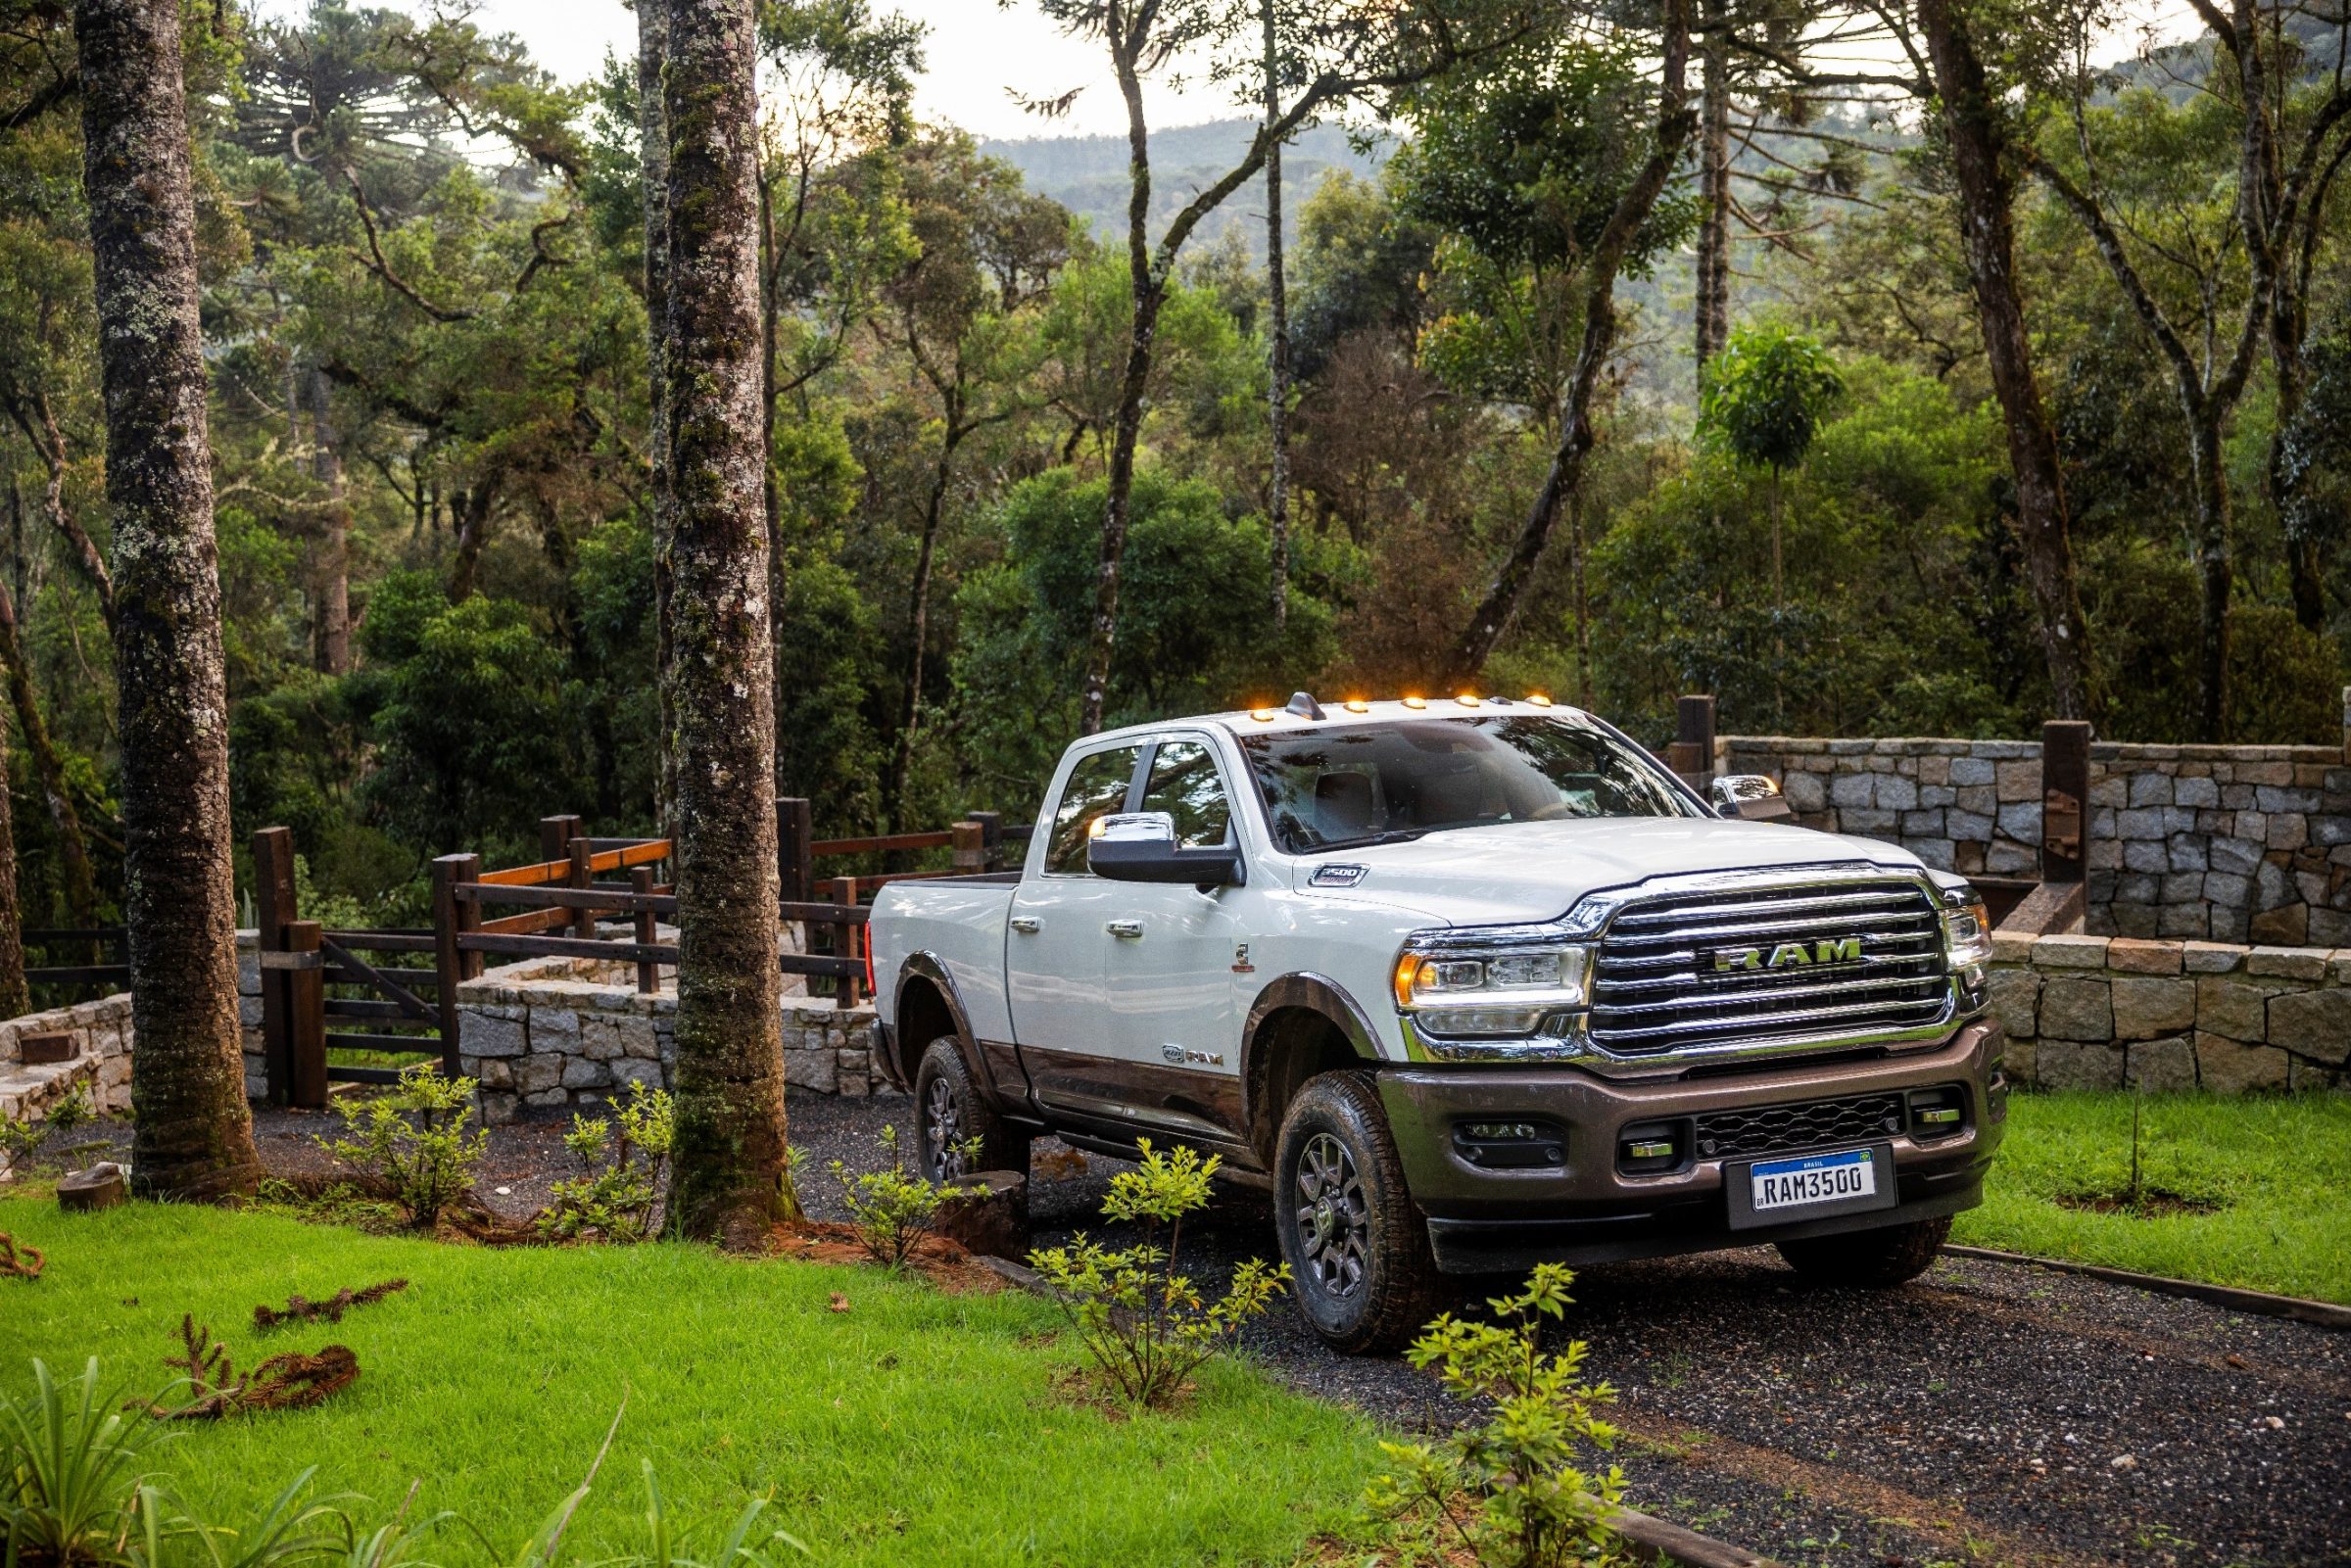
[891,953,980,1090]
[1239,973,1384,1164]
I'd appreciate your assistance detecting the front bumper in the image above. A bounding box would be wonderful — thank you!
[1377,1019,2007,1274]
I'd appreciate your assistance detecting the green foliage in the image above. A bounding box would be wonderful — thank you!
[1367,1265,1631,1568]
[0,1357,153,1567]
[1,1087,99,1179]
[1699,325,1847,474]
[825,1125,975,1271]
[1025,1141,1290,1409]
[539,1082,674,1245]
[319,1066,489,1231]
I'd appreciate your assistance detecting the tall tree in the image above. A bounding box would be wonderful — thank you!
[2024,0,2351,738]
[1912,0,2094,721]
[1028,0,1531,734]
[0,681,24,1019]
[1438,0,1701,677]
[639,0,674,836]
[76,0,263,1200]
[659,0,792,1247]
[1260,0,1293,628]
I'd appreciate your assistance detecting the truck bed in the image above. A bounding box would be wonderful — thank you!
[868,874,1020,1048]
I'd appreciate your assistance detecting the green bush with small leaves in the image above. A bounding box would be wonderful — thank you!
[1026,1140,1289,1408]
[540,1081,675,1243]
[319,1064,488,1230]
[826,1125,975,1270]
[1367,1264,1631,1568]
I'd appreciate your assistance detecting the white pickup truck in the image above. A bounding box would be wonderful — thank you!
[868,694,2006,1353]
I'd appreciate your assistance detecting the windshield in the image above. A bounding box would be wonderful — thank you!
[1236,716,1703,854]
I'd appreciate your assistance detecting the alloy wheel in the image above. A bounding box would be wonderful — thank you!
[1293,1131,1369,1299]
[923,1074,967,1179]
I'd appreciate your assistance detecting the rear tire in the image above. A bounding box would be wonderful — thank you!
[910,1038,1029,1182]
[1273,1071,1443,1355]
[1776,1214,1950,1288]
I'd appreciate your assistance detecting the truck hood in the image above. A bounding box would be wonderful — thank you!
[1289,818,1926,928]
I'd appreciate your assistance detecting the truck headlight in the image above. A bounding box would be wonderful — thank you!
[1393,927,1594,1039]
[1940,894,1993,969]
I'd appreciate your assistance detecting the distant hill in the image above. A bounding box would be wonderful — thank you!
[980,117,1390,259]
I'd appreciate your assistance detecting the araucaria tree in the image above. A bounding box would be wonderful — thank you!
[75,0,263,1199]
[658,0,793,1246]
[1024,0,1533,734]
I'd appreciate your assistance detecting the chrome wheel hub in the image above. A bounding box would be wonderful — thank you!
[1293,1132,1368,1299]
[924,1076,966,1179]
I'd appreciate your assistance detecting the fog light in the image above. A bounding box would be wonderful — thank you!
[1906,1085,1969,1139]
[1452,1119,1566,1169]
[1617,1119,1688,1175]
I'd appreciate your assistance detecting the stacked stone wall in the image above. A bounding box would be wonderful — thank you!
[454,953,889,1123]
[1716,733,2351,943]
[1987,933,2348,1093]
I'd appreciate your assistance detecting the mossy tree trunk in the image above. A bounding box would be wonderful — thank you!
[658,0,791,1248]
[639,0,676,838]
[76,0,263,1199]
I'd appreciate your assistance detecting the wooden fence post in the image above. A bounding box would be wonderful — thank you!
[568,836,597,940]
[253,827,297,1106]
[431,853,481,1075]
[285,919,326,1110]
[540,815,582,864]
[1669,694,1717,787]
[826,875,862,1008]
[951,820,984,874]
[969,811,1002,872]
[2041,719,2091,884]
[778,797,815,904]
[631,866,659,995]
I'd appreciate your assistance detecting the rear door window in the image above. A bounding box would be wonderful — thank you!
[1041,745,1142,875]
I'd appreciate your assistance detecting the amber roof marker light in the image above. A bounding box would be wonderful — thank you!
[1455,692,1480,707]
[1343,697,1370,713]
[1401,694,1427,709]
[1526,692,1553,708]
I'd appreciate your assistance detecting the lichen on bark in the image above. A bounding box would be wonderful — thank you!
[655,0,791,1248]
[75,0,263,1201]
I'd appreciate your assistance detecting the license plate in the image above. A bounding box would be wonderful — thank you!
[1726,1143,1897,1229]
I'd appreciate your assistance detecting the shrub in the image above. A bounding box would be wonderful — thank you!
[540,1082,674,1243]
[826,1125,975,1270]
[0,1357,153,1565]
[2,1087,101,1179]
[319,1065,489,1230]
[1025,1140,1289,1408]
[1367,1264,1631,1568]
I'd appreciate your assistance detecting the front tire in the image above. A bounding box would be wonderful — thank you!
[910,1038,1029,1182]
[1776,1214,1950,1288]
[1273,1071,1443,1355]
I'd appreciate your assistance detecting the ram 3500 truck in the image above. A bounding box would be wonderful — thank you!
[867,695,2006,1353]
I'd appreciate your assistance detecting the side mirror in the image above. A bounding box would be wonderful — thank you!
[1709,774,1795,822]
[1086,811,1247,886]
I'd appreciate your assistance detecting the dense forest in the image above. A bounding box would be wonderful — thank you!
[1,0,2348,934]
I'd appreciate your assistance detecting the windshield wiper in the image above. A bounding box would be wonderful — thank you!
[1297,829,1429,854]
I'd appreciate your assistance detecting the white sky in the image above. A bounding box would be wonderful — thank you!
[256,0,2207,144]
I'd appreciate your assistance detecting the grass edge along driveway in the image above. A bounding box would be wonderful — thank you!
[0,1198,1380,1567]
[1951,1087,2351,1305]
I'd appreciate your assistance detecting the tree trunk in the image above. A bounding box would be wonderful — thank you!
[76,0,262,1201]
[12,391,116,628]
[0,580,97,931]
[446,477,495,600]
[0,701,24,1018]
[659,0,791,1249]
[1916,0,2093,721]
[641,0,675,840]
[2186,410,2233,740]
[305,367,352,676]
[1694,0,1731,369]
[1263,0,1292,631]
[888,426,956,827]
[1449,0,1695,680]
[1569,482,1593,710]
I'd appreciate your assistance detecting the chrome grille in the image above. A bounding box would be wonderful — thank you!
[1588,877,1948,1056]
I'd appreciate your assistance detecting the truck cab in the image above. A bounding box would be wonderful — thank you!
[869,695,2005,1353]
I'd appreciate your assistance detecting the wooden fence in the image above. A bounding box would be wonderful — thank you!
[252,802,1028,1109]
[23,927,128,1000]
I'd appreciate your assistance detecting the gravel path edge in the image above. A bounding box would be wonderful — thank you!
[967,1252,1787,1568]
[1942,1242,2351,1331]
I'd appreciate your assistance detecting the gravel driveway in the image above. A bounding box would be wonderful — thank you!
[183,1095,2351,1568]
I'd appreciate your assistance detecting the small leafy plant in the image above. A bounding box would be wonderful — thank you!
[1367,1264,1632,1568]
[1026,1140,1289,1409]
[0,1357,156,1565]
[539,1081,675,1243]
[319,1064,489,1230]
[826,1125,977,1270]
[2,1086,101,1179]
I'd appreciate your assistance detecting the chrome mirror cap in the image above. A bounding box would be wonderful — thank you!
[1709,774,1793,821]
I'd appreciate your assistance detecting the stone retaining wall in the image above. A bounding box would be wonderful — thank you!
[0,993,134,1174]
[1987,932,2349,1093]
[455,953,890,1123]
[1717,724,2351,945]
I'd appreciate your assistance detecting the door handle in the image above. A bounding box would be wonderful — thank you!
[1010,916,1041,934]
[1105,920,1143,939]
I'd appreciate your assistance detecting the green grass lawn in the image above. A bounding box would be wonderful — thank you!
[1950,1088,2351,1305]
[0,1198,1378,1566]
